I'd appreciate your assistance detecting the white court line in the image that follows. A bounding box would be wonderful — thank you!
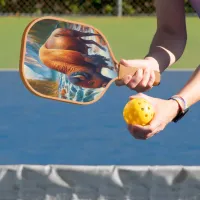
[0,68,18,71]
[0,68,195,72]
[166,68,194,71]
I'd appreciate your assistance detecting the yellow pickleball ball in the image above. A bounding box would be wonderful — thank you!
[123,98,155,126]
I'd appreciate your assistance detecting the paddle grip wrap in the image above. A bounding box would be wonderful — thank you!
[115,64,161,87]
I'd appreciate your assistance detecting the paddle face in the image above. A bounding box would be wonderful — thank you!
[20,17,118,105]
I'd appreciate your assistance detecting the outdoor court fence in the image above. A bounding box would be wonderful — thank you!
[0,0,195,16]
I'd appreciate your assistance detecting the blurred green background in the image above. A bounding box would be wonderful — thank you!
[0,16,199,70]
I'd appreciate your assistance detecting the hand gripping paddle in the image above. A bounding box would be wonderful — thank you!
[19,16,161,105]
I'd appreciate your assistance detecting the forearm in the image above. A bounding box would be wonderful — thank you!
[145,30,187,73]
[144,0,187,73]
[176,65,200,107]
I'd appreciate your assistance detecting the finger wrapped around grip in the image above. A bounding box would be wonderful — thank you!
[115,64,161,86]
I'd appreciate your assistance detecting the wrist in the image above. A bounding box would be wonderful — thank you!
[145,46,176,73]
[168,99,181,117]
[170,95,188,112]
[168,95,189,123]
[144,56,160,72]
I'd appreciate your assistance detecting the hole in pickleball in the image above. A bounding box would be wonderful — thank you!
[141,108,144,111]
[145,114,148,117]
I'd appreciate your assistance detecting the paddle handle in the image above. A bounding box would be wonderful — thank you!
[115,64,161,86]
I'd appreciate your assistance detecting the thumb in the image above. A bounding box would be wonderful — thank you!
[129,93,158,109]
[120,59,146,68]
[129,93,148,100]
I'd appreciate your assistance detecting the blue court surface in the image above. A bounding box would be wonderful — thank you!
[0,70,199,165]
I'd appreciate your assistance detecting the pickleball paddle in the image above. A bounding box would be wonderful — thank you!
[19,16,161,105]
